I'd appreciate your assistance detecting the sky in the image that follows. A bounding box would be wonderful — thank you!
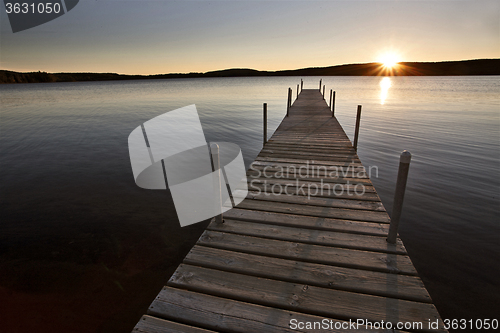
[0,0,499,75]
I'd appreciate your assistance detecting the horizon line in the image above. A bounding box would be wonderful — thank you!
[2,58,499,77]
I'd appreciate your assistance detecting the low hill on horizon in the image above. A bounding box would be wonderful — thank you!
[1,59,499,84]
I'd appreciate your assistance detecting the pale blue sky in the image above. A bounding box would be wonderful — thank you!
[1,1,498,74]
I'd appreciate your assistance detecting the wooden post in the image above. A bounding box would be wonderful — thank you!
[387,151,412,244]
[329,89,332,108]
[301,79,303,91]
[286,88,291,117]
[322,85,325,98]
[263,103,267,145]
[297,84,299,98]
[211,143,223,224]
[332,91,336,116]
[319,79,322,91]
[353,105,362,151]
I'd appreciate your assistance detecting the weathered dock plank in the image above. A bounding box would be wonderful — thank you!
[135,316,217,333]
[167,265,442,329]
[224,208,389,236]
[234,200,390,223]
[197,230,418,275]
[133,88,446,332]
[184,246,431,302]
[147,287,411,333]
[206,219,405,254]
[244,191,385,211]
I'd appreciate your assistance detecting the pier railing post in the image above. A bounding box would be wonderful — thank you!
[286,88,291,116]
[387,151,412,244]
[329,89,332,109]
[297,84,299,98]
[301,79,303,91]
[353,105,362,151]
[332,91,336,116]
[319,79,322,91]
[263,103,267,145]
[211,143,223,224]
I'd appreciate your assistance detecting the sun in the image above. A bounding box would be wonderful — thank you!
[378,53,400,68]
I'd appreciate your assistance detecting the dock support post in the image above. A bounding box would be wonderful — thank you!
[329,89,332,109]
[319,79,322,91]
[301,79,303,91]
[263,103,267,145]
[286,88,291,116]
[297,84,299,98]
[353,105,362,151]
[387,151,412,244]
[211,143,223,224]
[332,91,336,116]
[323,85,325,99]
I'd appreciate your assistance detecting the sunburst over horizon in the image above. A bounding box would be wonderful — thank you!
[378,52,402,69]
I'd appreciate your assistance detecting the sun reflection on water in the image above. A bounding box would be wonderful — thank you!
[379,77,392,105]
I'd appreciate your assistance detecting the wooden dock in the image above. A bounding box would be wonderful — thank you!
[133,89,446,332]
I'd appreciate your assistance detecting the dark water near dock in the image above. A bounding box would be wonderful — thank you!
[1,76,499,332]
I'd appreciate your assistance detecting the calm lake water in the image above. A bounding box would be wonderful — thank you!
[1,76,499,332]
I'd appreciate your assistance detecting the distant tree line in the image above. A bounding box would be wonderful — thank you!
[0,70,57,83]
[1,59,499,84]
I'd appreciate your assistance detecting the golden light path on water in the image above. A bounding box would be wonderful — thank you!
[379,77,392,105]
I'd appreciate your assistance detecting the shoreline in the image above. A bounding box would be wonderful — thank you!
[1,58,499,84]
